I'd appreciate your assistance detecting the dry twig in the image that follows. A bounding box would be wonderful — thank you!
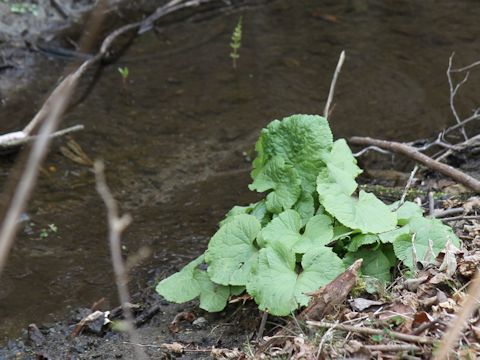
[94,160,146,360]
[306,321,434,345]
[324,50,345,119]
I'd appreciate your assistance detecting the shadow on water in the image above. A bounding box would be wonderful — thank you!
[1,0,480,340]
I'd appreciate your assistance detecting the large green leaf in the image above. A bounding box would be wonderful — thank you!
[323,139,362,195]
[344,245,396,282]
[257,210,302,248]
[293,214,333,253]
[249,157,301,213]
[378,225,410,244]
[393,217,460,269]
[258,210,333,253]
[205,214,261,286]
[293,190,315,226]
[317,177,397,234]
[194,270,231,312]
[251,114,333,192]
[156,255,230,312]
[156,255,204,303]
[220,200,270,227]
[347,234,379,252]
[247,244,344,315]
[390,201,424,225]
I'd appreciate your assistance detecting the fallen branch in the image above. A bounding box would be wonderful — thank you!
[306,321,434,345]
[364,344,421,352]
[349,136,480,192]
[0,125,84,151]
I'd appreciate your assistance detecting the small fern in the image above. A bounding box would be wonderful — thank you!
[230,16,243,69]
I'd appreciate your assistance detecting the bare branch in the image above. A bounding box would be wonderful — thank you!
[324,50,345,119]
[450,59,480,73]
[94,161,146,360]
[447,53,469,140]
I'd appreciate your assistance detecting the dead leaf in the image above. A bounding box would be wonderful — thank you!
[438,239,459,277]
[463,197,480,213]
[161,342,184,354]
[413,311,434,327]
[458,252,480,278]
[211,347,244,359]
[349,298,384,312]
[404,275,428,291]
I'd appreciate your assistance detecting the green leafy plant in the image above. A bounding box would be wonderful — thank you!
[9,2,38,16]
[230,16,242,69]
[156,114,460,316]
[39,223,58,239]
[118,67,129,87]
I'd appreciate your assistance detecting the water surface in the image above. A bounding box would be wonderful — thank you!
[1,0,480,340]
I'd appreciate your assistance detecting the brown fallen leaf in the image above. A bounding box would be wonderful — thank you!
[463,196,480,213]
[211,347,244,359]
[160,342,184,354]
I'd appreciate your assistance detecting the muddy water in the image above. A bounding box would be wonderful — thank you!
[1,0,480,340]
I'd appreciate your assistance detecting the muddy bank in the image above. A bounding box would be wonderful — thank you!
[0,277,262,359]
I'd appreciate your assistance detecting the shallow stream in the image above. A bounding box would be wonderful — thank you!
[1,0,480,340]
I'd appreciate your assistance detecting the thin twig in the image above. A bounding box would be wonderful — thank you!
[433,207,464,218]
[447,53,469,140]
[442,215,480,222]
[435,270,480,360]
[256,312,268,342]
[428,192,435,217]
[324,50,345,119]
[365,344,421,352]
[353,145,391,157]
[0,125,84,149]
[450,59,480,73]
[94,161,146,360]
[306,321,434,344]
[396,165,419,209]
